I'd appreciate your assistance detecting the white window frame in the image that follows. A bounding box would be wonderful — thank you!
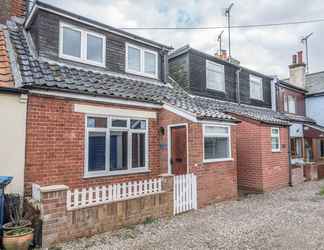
[84,115,149,178]
[59,22,106,67]
[203,124,232,163]
[206,60,225,92]
[125,43,158,79]
[249,74,263,101]
[284,95,296,114]
[271,127,281,152]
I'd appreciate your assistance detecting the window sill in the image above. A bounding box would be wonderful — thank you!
[126,69,158,80]
[83,168,151,179]
[250,97,264,102]
[272,150,281,153]
[203,158,234,164]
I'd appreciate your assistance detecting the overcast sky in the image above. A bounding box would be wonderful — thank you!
[44,0,324,78]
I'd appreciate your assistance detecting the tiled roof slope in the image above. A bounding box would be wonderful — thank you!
[192,95,290,126]
[0,27,14,87]
[6,21,236,123]
[305,71,324,95]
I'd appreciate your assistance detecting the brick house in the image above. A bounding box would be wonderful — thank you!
[169,45,291,192]
[280,52,324,181]
[1,0,242,211]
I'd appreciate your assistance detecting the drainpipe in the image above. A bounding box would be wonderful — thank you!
[162,49,169,83]
[236,68,242,105]
[288,127,293,186]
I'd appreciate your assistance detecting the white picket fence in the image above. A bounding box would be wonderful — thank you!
[32,183,41,201]
[67,178,162,210]
[174,173,197,215]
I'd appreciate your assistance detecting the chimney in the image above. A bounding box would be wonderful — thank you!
[0,0,26,24]
[289,51,306,89]
[215,49,228,61]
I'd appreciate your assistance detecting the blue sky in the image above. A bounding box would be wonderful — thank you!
[44,0,324,78]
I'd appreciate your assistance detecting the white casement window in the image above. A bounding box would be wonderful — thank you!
[126,43,158,79]
[203,125,232,162]
[59,22,106,67]
[206,60,225,92]
[85,116,148,177]
[271,128,280,152]
[284,95,296,114]
[249,74,263,100]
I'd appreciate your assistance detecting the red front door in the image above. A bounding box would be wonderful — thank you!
[171,126,187,175]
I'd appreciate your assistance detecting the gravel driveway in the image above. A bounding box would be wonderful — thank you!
[58,180,324,250]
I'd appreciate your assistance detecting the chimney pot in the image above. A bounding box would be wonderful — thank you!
[297,51,303,64]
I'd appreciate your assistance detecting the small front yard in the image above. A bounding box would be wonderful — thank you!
[58,180,324,250]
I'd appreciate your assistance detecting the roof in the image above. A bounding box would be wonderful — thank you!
[305,71,324,95]
[26,1,172,51]
[169,45,273,80]
[0,26,14,88]
[284,113,315,124]
[277,80,307,93]
[5,20,237,123]
[192,95,290,126]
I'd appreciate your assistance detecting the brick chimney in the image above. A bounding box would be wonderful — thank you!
[0,0,26,24]
[289,51,306,89]
[215,50,228,61]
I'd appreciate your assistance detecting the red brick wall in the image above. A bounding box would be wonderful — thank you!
[25,95,161,195]
[236,117,289,192]
[159,109,238,208]
[260,124,289,191]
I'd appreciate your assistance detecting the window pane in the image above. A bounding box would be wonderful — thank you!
[127,46,141,72]
[206,60,224,91]
[62,27,81,58]
[144,51,156,75]
[130,120,146,130]
[250,75,262,100]
[272,128,279,136]
[87,117,107,128]
[205,126,228,135]
[132,133,145,168]
[204,137,229,159]
[288,96,296,113]
[110,131,128,171]
[321,140,324,157]
[111,119,127,128]
[88,132,106,172]
[87,34,103,63]
[272,138,279,150]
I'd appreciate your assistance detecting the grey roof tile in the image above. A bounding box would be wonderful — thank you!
[305,71,324,95]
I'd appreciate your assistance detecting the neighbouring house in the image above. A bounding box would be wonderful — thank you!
[1,1,241,246]
[169,45,291,193]
[305,71,324,178]
[281,52,324,181]
[0,25,28,195]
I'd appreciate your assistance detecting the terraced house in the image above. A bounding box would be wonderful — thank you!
[1,0,322,248]
[0,0,241,247]
[169,45,291,192]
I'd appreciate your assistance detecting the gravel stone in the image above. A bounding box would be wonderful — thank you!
[58,180,324,250]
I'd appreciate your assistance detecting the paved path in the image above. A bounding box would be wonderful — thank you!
[59,180,324,250]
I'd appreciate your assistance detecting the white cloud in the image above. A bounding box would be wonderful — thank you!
[44,0,324,78]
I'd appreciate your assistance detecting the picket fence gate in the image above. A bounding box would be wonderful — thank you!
[173,173,197,215]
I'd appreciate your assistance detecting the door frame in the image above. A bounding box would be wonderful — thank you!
[167,123,189,175]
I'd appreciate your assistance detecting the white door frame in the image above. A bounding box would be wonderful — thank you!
[167,123,189,175]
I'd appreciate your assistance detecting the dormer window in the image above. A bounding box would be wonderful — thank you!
[59,22,106,67]
[206,60,225,92]
[284,95,296,114]
[249,74,263,101]
[126,43,158,79]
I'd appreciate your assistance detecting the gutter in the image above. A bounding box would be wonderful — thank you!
[0,87,28,94]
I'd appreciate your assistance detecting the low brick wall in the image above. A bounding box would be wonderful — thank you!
[304,163,318,181]
[291,165,304,186]
[38,175,173,248]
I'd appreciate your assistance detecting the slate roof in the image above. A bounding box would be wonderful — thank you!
[305,71,324,95]
[284,113,315,124]
[192,96,290,126]
[6,21,237,123]
[5,20,291,126]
